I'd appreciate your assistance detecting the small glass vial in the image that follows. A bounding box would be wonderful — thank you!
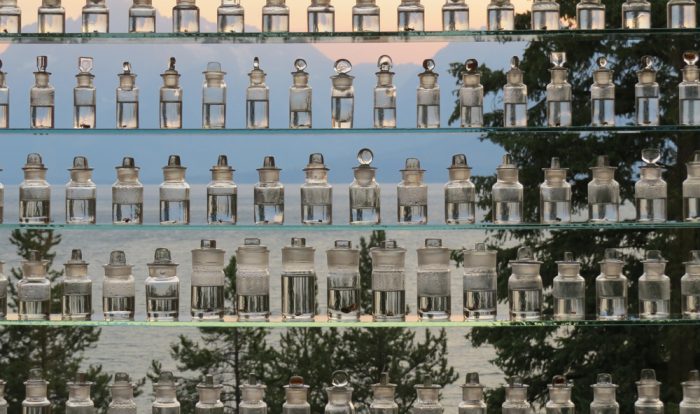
[116,62,139,129]
[290,59,312,129]
[669,0,696,28]
[0,0,21,33]
[0,61,8,130]
[308,0,334,33]
[196,376,223,414]
[0,261,7,320]
[353,0,380,32]
[191,240,225,321]
[636,56,660,126]
[108,373,136,414]
[591,57,615,126]
[202,62,227,129]
[681,51,700,126]
[636,148,667,222]
[218,0,244,33]
[588,155,620,222]
[508,247,543,321]
[173,0,199,33]
[374,55,397,129]
[681,370,700,413]
[129,0,156,33]
[325,371,354,414]
[492,154,523,225]
[577,0,605,30]
[241,375,267,414]
[262,0,289,32]
[301,153,332,225]
[502,377,532,413]
[459,373,486,414]
[590,374,619,414]
[417,59,440,129]
[685,151,700,221]
[546,376,574,414]
[281,238,316,322]
[17,251,51,321]
[327,241,361,322]
[682,251,700,319]
[487,0,514,30]
[153,372,180,414]
[247,58,269,129]
[0,379,7,414]
[350,148,380,225]
[284,377,310,414]
[23,369,50,414]
[532,0,560,30]
[638,250,671,319]
[19,153,51,224]
[331,59,354,129]
[445,154,476,224]
[398,0,424,31]
[546,52,572,127]
[397,158,428,225]
[553,252,585,320]
[623,0,651,29]
[417,238,451,321]
[102,251,136,321]
[460,59,483,127]
[443,0,469,31]
[503,57,527,127]
[30,56,54,129]
[82,0,109,33]
[0,168,3,223]
[463,244,497,320]
[66,373,94,414]
[74,57,96,129]
[61,249,92,321]
[66,156,96,225]
[38,0,65,33]
[160,155,190,225]
[540,157,571,223]
[145,248,180,322]
[254,156,284,225]
[112,157,143,225]
[207,155,237,225]
[371,374,398,414]
[596,248,628,320]
[635,369,664,414]
[160,58,182,129]
[236,238,271,321]
[371,240,407,322]
[413,377,443,414]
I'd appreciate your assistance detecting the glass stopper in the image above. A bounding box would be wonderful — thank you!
[201,240,217,249]
[121,157,136,168]
[308,153,325,165]
[332,371,349,387]
[422,375,433,387]
[167,154,182,167]
[244,238,261,246]
[642,148,661,165]
[379,373,390,385]
[70,249,83,261]
[425,238,442,248]
[262,156,276,168]
[114,373,130,383]
[291,237,306,247]
[28,368,44,381]
[36,56,48,72]
[247,374,258,385]
[122,62,131,74]
[334,59,352,74]
[334,240,352,249]
[404,158,422,170]
[604,248,620,261]
[465,59,478,73]
[79,57,93,73]
[684,51,699,66]
[357,148,374,165]
[158,371,175,385]
[552,375,567,386]
[596,56,608,68]
[596,373,613,384]
[294,58,307,71]
[73,155,89,169]
[641,55,653,70]
[26,153,44,166]
[289,376,305,386]
[693,151,700,162]
[451,154,468,167]
[168,57,176,71]
[550,157,560,169]
[510,56,520,69]
[639,369,657,383]
[465,372,480,385]
[475,243,486,251]
[501,153,513,166]
[74,372,88,383]
[689,250,700,263]
[27,250,41,261]
[253,57,260,69]
[645,250,664,261]
[0,60,3,71]
[508,376,524,387]
[204,375,215,386]
[216,155,229,167]
[516,247,535,261]
[550,52,566,68]
[688,370,700,382]
[153,248,173,264]
[109,251,127,266]
[423,59,435,71]
[377,55,393,71]
[381,240,397,249]
[563,251,574,262]
[596,155,609,167]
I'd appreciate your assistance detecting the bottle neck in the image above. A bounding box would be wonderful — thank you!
[549,68,568,84]
[76,73,94,88]
[401,170,424,185]
[65,263,89,279]
[448,168,472,181]
[511,262,541,278]
[116,168,140,183]
[592,386,617,404]
[258,169,280,183]
[683,66,700,82]
[163,167,187,182]
[24,169,48,181]
[600,261,623,277]
[211,169,234,182]
[70,170,94,184]
[497,167,519,183]
[462,72,481,87]
[34,72,51,88]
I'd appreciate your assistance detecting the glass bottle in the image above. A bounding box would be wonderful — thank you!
[290,59,312,129]
[236,238,270,321]
[102,250,136,321]
[173,0,199,33]
[487,0,515,30]
[82,0,109,33]
[588,155,620,222]
[202,62,227,129]
[301,153,332,225]
[284,377,310,414]
[492,154,523,225]
[682,251,700,319]
[160,58,182,129]
[350,148,380,225]
[325,371,355,414]
[129,0,156,33]
[397,158,428,225]
[66,156,96,225]
[353,0,380,32]
[590,374,619,414]
[73,57,96,129]
[0,261,6,320]
[540,157,571,224]
[413,377,443,414]
[532,0,560,30]
[577,0,605,30]
[0,0,21,33]
[635,369,664,414]
[240,375,267,414]
[417,238,451,321]
[112,157,143,225]
[196,376,223,414]
[417,59,440,128]
[463,243,497,320]
[208,155,237,225]
[680,51,700,125]
[0,379,6,414]
[638,250,671,319]
[371,240,406,322]
[327,240,361,322]
[108,373,136,414]
[398,0,424,31]
[17,251,51,321]
[218,0,244,33]
[508,247,543,321]
[247,57,269,129]
[546,376,574,414]
[503,57,527,127]
[635,56,660,126]
[66,373,95,414]
[374,55,397,129]
[459,373,486,414]
[0,167,3,223]
[685,151,700,221]
[160,155,190,225]
[591,57,615,126]
[254,156,284,225]
[669,0,696,28]
[30,56,54,129]
[19,153,50,224]
[145,248,180,322]
[23,369,50,414]
[502,377,532,414]
[596,248,628,320]
[38,0,65,33]
[0,60,8,129]
[371,374,398,414]
[636,148,667,222]
[61,249,92,321]
[623,0,651,29]
[308,0,334,33]
[553,252,585,320]
[191,240,225,321]
[116,62,139,129]
[445,154,475,224]
[443,0,469,31]
[459,59,483,127]
[153,372,180,414]
[331,59,354,128]
[281,238,316,322]
[681,370,700,413]
[262,0,289,32]
[546,52,572,127]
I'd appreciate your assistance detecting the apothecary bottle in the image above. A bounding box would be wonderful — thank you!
[638,250,671,319]
[173,0,199,33]
[685,152,700,221]
[591,57,615,126]
[30,56,54,129]
[108,373,136,414]
[66,156,96,225]
[588,155,620,222]
[540,157,571,223]
[596,248,628,320]
[0,168,3,223]
[635,369,664,414]
[0,380,7,414]
[669,0,696,28]
[112,157,143,225]
[20,153,51,224]
[680,51,700,125]
[532,0,560,30]
[66,373,95,414]
[636,149,666,222]
[290,59,312,129]
[73,57,96,129]
[325,371,354,414]
[247,58,269,129]
[353,0,380,32]
[153,372,180,414]
[508,247,543,321]
[0,0,21,33]
[443,0,468,31]
[553,252,585,320]
[236,238,270,321]
[196,376,223,414]
[308,0,334,33]
[463,244,497,320]
[417,59,440,128]
[0,261,7,320]
[160,155,190,225]
[327,240,360,322]
[504,57,527,127]
[23,369,50,414]
[284,377,310,414]
[331,59,354,128]
[492,154,523,224]
[371,374,398,414]
[371,240,406,322]
[502,377,532,413]
[590,374,619,414]
[0,61,7,129]
[445,154,475,224]
[218,0,244,33]
[417,238,451,321]
[281,238,316,322]
[459,373,486,414]
[636,56,660,126]
[301,153,332,225]
[488,0,514,31]
[17,251,51,321]
[38,0,65,33]
[546,52,572,127]
[546,376,574,414]
[202,62,226,129]
[397,158,428,225]
[129,0,156,33]
[682,251,700,319]
[623,0,651,29]
[208,155,237,225]
[191,240,225,321]
[160,58,182,129]
[413,377,443,414]
[398,0,424,31]
[681,370,700,413]
[83,0,109,33]
[241,375,267,414]
[102,250,136,321]
[145,248,180,322]
[262,0,289,32]
[460,59,483,127]
[577,0,605,30]
[255,156,284,225]
[116,62,139,129]
[61,249,92,321]
[374,55,397,129]
[350,148,380,225]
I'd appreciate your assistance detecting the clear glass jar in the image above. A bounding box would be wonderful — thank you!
[112,157,143,225]
[160,58,182,129]
[546,52,572,127]
[129,0,156,33]
[459,373,486,414]
[374,55,397,129]
[0,60,8,130]
[591,57,615,126]
[20,153,51,224]
[301,153,332,225]
[443,0,469,31]
[463,243,497,320]
[685,152,700,221]
[638,250,671,319]
[262,0,289,32]
[682,251,700,319]
[636,56,660,126]
[577,0,605,30]
[371,374,398,414]
[668,0,696,28]
[532,0,560,30]
[680,51,700,125]
[327,240,360,322]
[173,0,199,33]
[190,240,225,321]
[350,148,380,225]
[281,238,316,322]
[108,373,136,414]
[308,0,334,33]
[202,62,227,129]
[540,157,571,224]
[208,155,237,225]
[590,374,619,414]
[331,59,354,129]
[0,0,21,33]
[503,56,527,127]
[546,376,574,414]
[116,62,139,129]
[236,239,270,321]
[30,56,54,129]
[0,167,3,223]
[23,369,50,414]
[417,59,440,128]
[492,154,523,224]
[196,376,223,414]
[622,0,651,29]
[371,240,406,322]
[102,251,135,321]
[284,377,310,414]
[62,250,92,321]
[145,248,180,322]
[635,369,664,413]
[397,158,428,225]
[502,377,532,413]
[17,251,51,321]
[0,261,7,320]
[66,373,94,414]
[325,371,354,414]
[218,0,244,33]
[398,0,424,31]
[241,375,268,414]
[254,156,284,225]
[74,57,96,129]
[413,378,443,414]
[588,155,620,222]
[508,247,543,321]
[445,154,475,224]
[681,370,700,412]
[66,156,96,225]
[152,372,180,414]
[38,0,65,33]
[487,0,514,31]
[353,0,380,32]
[636,148,667,222]
[247,57,269,129]
[82,0,109,33]
[459,59,483,127]
[596,248,628,320]
[160,155,190,225]
[553,252,585,320]
[417,238,451,321]
[290,59,312,129]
